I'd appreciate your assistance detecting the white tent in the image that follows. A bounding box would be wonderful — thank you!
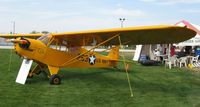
[175,33,200,46]
[133,20,200,61]
[175,21,200,46]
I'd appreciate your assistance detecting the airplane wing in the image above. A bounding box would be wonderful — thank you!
[51,25,196,46]
[0,33,43,39]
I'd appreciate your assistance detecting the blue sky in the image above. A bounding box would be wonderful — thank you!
[0,0,200,33]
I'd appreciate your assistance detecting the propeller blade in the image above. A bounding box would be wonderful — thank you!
[16,59,33,85]
[4,38,15,43]
[5,38,28,44]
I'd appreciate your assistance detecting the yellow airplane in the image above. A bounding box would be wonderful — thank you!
[0,25,196,85]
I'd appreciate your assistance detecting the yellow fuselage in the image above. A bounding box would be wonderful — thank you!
[14,38,118,68]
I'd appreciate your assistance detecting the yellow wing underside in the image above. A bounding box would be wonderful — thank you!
[52,25,196,46]
[0,25,196,46]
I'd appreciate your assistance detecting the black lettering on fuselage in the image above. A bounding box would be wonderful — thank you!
[102,60,108,64]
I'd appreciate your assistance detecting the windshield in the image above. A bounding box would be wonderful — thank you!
[37,35,52,45]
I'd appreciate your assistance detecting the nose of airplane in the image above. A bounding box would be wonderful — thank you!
[6,37,30,49]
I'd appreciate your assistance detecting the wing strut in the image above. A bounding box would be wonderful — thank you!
[118,35,134,97]
[60,33,134,97]
[61,34,119,66]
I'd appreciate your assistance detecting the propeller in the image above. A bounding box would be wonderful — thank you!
[5,38,29,71]
[6,37,30,49]
[5,38,33,84]
[6,38,28,44]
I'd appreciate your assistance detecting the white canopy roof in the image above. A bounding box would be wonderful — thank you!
[175,21,200,46]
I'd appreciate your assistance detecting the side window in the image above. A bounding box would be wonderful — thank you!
[37,35,51,45]
[49,39,68,52]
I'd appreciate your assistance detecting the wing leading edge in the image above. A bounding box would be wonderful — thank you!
[52,25,196,46]
[0,34,43,39]
[0,25,196,46]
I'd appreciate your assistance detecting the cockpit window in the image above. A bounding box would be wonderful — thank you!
[37,35,52,45]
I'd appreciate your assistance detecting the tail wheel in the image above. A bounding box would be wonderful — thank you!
[49,74,61,85]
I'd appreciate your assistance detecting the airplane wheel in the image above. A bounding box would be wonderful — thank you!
[49,74,61,85]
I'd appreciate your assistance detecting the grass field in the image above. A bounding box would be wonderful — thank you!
[0,49,200,107]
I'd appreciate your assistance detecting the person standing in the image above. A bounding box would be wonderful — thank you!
[185,46,192,55]
[170,45,175,57]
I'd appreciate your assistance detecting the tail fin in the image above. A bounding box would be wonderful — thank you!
[108,46,119,60]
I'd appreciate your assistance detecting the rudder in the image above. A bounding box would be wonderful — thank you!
[108,46,119,60]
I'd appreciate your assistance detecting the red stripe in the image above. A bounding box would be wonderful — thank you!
[175,20,200,35]
[21,40,27,44]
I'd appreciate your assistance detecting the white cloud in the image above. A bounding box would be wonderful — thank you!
[140,0,157,2]
[103,8,147,17]
[116,3,123,7]
[140,0,200,5]
[181,9,200,13]
[1,0,199,33]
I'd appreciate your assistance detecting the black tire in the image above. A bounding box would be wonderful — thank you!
[49,74,61,85]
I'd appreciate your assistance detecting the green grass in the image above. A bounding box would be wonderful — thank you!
[0,49,200,107]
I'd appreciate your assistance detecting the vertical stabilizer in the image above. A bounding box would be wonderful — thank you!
[108,46,119,60]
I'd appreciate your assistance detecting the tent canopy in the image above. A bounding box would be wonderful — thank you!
[175,20,200,46]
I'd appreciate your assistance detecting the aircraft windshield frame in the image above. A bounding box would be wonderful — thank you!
[37,35,52,45]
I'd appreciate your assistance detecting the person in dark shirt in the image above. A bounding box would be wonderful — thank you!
[185,46,192,55]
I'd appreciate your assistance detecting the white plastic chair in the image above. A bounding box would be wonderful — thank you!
[178,57,187,68]
[165,55,178,69]
[192,62,200,67]
[191,55,199,63]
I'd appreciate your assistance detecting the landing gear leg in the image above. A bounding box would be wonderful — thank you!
[28,63,47,78]
[48,66,60,85]
[27,71,33,78]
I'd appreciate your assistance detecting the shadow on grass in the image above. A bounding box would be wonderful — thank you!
[22,62,200,99]
[25,67,134,88]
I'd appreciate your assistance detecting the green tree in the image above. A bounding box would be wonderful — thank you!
[30,30,40,34]
[41,31,49,34]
